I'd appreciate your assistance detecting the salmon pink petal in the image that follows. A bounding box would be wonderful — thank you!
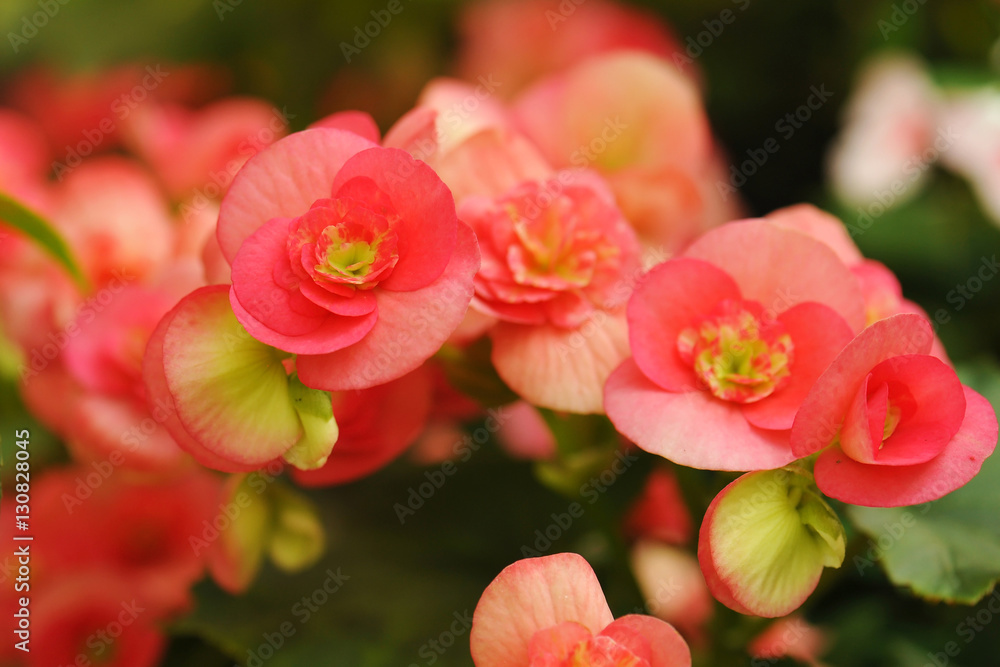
[297,223,479,391]
[309,110,381,143]
[430,128,554,202]
[600,615,691,667]
[142,290,273,473]
[470,553,615,667]
[764,204,863,267]
[628,257,742,392]
[604,360,795,471]
[742,303,855,431]
[527,622,594,662]
[297,279,378,316]
[382,106,437,153]
[217,128,377,262]
[790,314,935,457]
[229,292,377,355]
[840,355,965,466]
[230,217,330,335]
[331,147,457,292]
[815,387,998,506]
[491,312,631,414]
[158,286,303,468]
[684,219,866,331]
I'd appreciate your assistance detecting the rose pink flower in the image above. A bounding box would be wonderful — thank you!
[764,204,950,360]
[791,313,998,507]
[748,616,829,667]
[827,55,940,209]
[123,96,288,200]
[939,89,1000,226]
[605,219,866,471]
[455,0,686,98]
[512,52,739,252]
[217,127,480,390]
[630,541,713,645]
[471,553,690,666]
[623,468,693,546]
[462,170,641,413]
[30,573,166,667]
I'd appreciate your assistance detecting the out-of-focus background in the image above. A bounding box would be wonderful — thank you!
[2,1,1000,666]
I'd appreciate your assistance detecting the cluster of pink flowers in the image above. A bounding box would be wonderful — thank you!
[1,0,997,665]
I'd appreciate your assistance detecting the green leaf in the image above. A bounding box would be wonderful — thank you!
[847,362,1000,604]
[0,191,89,291]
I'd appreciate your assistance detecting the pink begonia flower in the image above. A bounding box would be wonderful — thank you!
[630,540,713,645]
[291,366,433,486]
[512,52,740,252]
[939,89,1000,227]
[827,55,940,210]
[748,616,829,667]
[791,313,998,507]
[34,467,223,615]
[217,127,480,390]
[143,286,340,472]
[311,109,382,143]
[605,219,866,471]
[461,170,641,412]
[698,468,845,618]
[495,401,558,461]
[384,78,552,203]
[123,96,288,201]
[30,574,166,667]
[765,204,950,360]
[51,156,175,286]
[0,109,50,204]
[29,274,201,470]
[471,553,691,667]
[623,469,692,546]
[455,0,686,99]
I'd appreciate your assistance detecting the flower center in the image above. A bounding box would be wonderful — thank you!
[288,198,399,291]
[677,299,793,403]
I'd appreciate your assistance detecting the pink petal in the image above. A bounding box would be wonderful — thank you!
[331,147,458,292]
[297,279,378,316]
[491,311,631,414]
[842,355,965,466]
[230,217,329,336]
[297,223,479,391]
[217,128,377,263]
[470,553,615,667]
[601,615,692,667]
[765,204,863,267]
[528,622,593,662]
[604,360,795,471]
[815,387,998,506]
[229,289,377,355]
[742,303,855,431]
[628,258,742,393]
[142,289,267,473]
[309,110,381,143]
[683,219,867,332]
[790,314,936,457]
[382,106,437,153]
